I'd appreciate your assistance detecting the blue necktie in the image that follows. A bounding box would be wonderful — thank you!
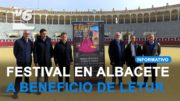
[117,41,121,58]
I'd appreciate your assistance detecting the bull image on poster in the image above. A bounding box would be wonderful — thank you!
[72,22,105,83]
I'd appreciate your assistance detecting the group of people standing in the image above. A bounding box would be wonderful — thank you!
[13,29,73,98]
[13,29,161,99]
[108,32,161,89]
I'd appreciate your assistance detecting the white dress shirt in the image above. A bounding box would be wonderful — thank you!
[131,43,136,56]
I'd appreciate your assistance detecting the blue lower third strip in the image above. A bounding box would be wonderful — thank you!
[6,82,164,93]
[135,56,172,63]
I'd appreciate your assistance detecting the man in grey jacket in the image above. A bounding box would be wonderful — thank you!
[143,33,161,88]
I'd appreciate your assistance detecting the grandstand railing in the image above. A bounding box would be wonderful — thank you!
[1,38,180,47]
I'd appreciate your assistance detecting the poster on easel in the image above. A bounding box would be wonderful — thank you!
[72,21,105,83]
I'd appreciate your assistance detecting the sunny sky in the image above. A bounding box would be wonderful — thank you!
[0,0,180,11]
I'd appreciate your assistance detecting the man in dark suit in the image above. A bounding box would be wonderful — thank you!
[125,35,142,86]
[13,31,33,99]
[143,33,161,88]
[33,29,53,94]
[108,32,125,85]
[54,32,73,83]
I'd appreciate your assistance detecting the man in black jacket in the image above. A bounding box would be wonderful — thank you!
[125,35,142,86]
[54,32,73,83]
[13,31,33,99]
[143,33,161,88]
[108,32,125,85]
[33,29,53,94]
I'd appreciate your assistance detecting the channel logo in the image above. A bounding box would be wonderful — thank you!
[12,9,35,30]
